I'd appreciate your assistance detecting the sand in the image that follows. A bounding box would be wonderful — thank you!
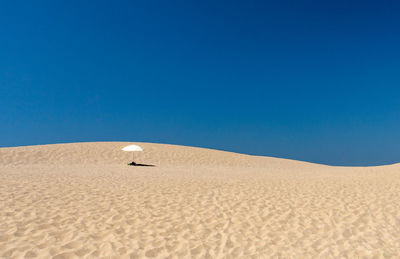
[1,142,400,258]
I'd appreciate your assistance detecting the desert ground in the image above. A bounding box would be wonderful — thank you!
[1,142,400,258]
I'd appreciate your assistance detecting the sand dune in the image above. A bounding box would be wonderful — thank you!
[1,142,400,258]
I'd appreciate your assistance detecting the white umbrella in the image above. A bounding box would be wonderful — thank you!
[122,144,143,164]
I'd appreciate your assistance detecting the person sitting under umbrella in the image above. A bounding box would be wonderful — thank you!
[122,144,143,165]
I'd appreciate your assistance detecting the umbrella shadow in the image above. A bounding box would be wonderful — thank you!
[128,162,155,167]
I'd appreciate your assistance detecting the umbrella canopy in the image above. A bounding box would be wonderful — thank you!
[122,145,143,152]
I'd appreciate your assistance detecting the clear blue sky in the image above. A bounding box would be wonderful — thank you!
[1,0,400,166]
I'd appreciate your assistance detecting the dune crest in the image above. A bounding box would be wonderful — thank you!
[0,142,320,168]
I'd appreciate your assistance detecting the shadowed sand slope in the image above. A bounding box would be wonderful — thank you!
[1,142,400,258]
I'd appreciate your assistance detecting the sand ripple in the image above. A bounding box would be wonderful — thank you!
[1,143,400,258]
